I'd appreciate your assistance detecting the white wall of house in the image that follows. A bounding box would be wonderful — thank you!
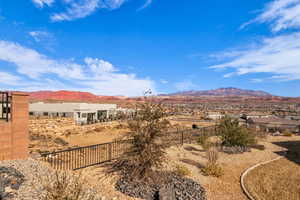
[29,102,117,124]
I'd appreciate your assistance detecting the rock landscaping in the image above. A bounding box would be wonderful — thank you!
[0,167,25,199]
[219,146,251,154]
[0,159,104,200]
[115,174,207,200]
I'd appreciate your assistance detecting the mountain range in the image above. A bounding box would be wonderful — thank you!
[164,87,273,97]
[27,87,276,102]
[29,90,122,102]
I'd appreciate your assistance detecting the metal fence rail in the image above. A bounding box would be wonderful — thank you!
[41,139,133,170]
[41,126,216,170]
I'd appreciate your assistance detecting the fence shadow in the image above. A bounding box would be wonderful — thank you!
[272,141,300,166]
[180,159,204,169]
[184,146,204,152]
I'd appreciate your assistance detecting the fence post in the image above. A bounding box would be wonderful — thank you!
[181,131,184,146]
[108,143,112,161]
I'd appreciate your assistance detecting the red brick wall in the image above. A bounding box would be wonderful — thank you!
[0,92,29,160]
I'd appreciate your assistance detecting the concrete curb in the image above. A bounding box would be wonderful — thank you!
[240,156,283,200]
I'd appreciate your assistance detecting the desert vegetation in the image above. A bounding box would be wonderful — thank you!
[201,147,223,177]
[217,116,257,148]
[106,100,207,199]
[38,170,99,200]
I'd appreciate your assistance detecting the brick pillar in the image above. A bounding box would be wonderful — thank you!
[0,121,12,160]
[11,92,29,159]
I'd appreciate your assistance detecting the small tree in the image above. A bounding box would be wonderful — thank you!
[217,116,256,147]
[109,100,170,182]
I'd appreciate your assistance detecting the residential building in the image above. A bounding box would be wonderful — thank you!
[29,102,118,124]
[247,116,300,133]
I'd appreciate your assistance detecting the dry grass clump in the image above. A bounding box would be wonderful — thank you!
[283,130,293,137]
[202,147,223,177]
[37,170,99,200]
[244,158,300,200]
[174,164,191,177]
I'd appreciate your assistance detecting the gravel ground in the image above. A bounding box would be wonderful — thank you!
[115,174,206,200]
[0,159,105,200]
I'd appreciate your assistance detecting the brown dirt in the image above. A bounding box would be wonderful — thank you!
[77,135,300,200]
[31,117,300,200]
[164,135,300,200]
[29,118,130,152]
[244,148,300,200]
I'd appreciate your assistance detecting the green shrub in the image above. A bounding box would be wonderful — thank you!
[217,116,256,147]
[174,164,191,177]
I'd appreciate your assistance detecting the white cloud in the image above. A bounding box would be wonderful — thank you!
[0,40,84,79]
[0,40,156,96]
[137,0,152,11]
[51,0,100,22]
[32,0,55,8]
[31,0,151,21]
[85,57,117,74]
[209,33,300,81]
[28,31,53,42]
[243,0,300,32]
[0,72,21,86]
[104,0,127,9]
[175,80,197,91]
[160,79,168,84]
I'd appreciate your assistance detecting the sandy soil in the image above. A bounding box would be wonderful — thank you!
[78,135,300,200]
[244,158,300,200]
[244,139,300,200]
[30,118,300,200]
[29,118,130,152]
[168,115,215,128]
[165,135,300,200]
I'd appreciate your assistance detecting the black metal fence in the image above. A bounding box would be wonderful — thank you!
[41,126,216,170]
[0,92,11,122]
[41,139,133,170]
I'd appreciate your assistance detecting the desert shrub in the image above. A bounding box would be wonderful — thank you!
[108,101,170,182]
[38,170,98,200]
[201,148,223,177]
[217,116,256,147]
[283,130,293,137]
[197,132,214,150]
[174,164,191,177]
[202,163,223,177]
[197,133,209,146]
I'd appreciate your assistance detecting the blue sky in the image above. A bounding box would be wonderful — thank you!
[0,0,300,96]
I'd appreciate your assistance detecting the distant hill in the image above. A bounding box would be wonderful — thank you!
[28,90,121,102]
[164,87,273,97]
